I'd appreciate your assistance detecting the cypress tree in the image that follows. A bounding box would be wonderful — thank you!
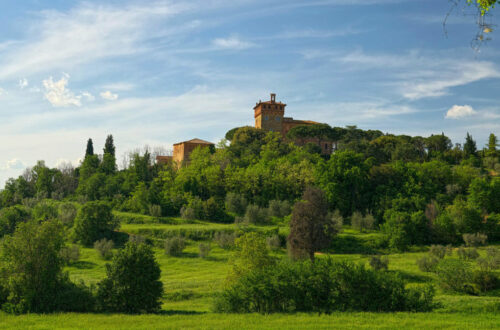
[464,132,477,158]
[103,135,116,157]
[101,135,117,174]
[85,138,94,158]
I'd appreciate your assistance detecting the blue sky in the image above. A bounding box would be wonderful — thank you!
[0,0,499,184]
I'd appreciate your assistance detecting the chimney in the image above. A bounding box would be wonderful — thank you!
[270,93,276,103]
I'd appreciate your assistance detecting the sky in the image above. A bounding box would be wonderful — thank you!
[0,0,499,184]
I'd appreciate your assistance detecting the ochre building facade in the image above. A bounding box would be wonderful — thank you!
[254,93,333,155]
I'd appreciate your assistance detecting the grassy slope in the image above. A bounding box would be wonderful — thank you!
[2,212,500,329]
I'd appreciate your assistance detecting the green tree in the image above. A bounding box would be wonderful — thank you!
[0,220,65,313]
[85,138,94,158]
[315,150,370,216]
[101,135,117,175]
[96,242,163,313]
[74,201,118,246]
[487,133,498,157]
[0,206,30,238]
[288,186,338,261]
[464,132,477,158]
[229,232,273,281]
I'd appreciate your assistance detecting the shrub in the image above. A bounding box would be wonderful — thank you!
[215,259,435,313]
[369,255,389,271]
[328,210,344,233]
[428,245,450,259]
[214,231,236,249]
[463,233,488,247]
[472,271,500,292]
[74,201,118,246]
[266,235,281,251]
[198,243,211,258]
[96,242,163,313]
[225,192,247,216]
[416,255,439,272]
[457,246,480,260]
[32,201,58,222]
[0,220,93,313]
[435,259,474,294]
[149,204,162,217]
[94,238,114,260]
[60,244,80,264]
[58,203,77,227]
[229,232,273,281]
[164,236,186,256]
[180,206,196,220]
[0,206,30,238]
[243,204,269,224]
[268,200,291,218]
[128,234,146,244]
[351,211,375,232]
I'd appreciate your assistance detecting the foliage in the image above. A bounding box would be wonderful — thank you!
[96,242,163,313]
[229,232,273,281]
[266,235,281,251]
[58,202,78,227]
[94,238,115,260]
[214,231,236,249]
[351,211,375,232]
[417,255,440,273]
[457,247,480,260]
[74,201,118,246]
[60,244,81,264]
[288,187,337,261]
[198,243,211,258]
[225,192,248,216]
[164,237,186,256]
[0,220,92,313]
[429,245,451,259]
[463,233,488,247]
[215,259,435,313]
[369,255,389,271]
[268,200,291,218]
[0,206,30,238]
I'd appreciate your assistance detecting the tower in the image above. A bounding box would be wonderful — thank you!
[253,93,286,133]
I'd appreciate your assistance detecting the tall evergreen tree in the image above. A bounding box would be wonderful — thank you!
[101,135,117,175]
[103,135,116,157]
[464,132,477,158]
[85,138,94,158]
[487,133,498,156]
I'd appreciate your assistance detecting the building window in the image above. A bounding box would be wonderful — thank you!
[264,115,269,121]
[275,116,281,121]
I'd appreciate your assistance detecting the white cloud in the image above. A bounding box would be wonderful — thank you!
[101,82,135,91]
[445,105,477,119]
[100,91,119,101]
[19,78,28,89]
[81,91,95,101]
[43,74,82,107]
[1,158,26,171]
[0,88,4,96]
[212,36,255,50]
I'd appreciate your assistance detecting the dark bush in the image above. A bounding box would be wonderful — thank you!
[214,231,236,249]
[369,256,389,271]
[457,246,480,260]
[428,245,450,259]
[94,238,114,260]
[225,192,247,216]
[74,201,118,246]
[198,243,211,258]
[416,255,440,272]
[164,236,186,256]
[268,200,291,218]
[214,259,435,313]
[434,259,474,294]
[96,242,163,313]
[463,233,487,247]
[60,244,81,264]
[266,235,281,251]
[243,204,269,224]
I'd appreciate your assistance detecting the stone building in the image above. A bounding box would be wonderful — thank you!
[156,138,214,167]
[173,138,214,164]
[254,93,333,155]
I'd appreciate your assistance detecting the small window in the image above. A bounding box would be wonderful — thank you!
[264,115,269,121]
[325,143,328,149]
[275,116,281,121]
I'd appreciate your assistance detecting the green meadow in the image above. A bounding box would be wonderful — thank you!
[1,212,499,329]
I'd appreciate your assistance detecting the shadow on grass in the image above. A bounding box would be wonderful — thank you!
[389,270,433,283]
[69,261,97,269]
[329,236,378,254]
[158,310,207,315]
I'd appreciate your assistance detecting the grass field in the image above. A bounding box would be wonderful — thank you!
[2,212,500,329]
